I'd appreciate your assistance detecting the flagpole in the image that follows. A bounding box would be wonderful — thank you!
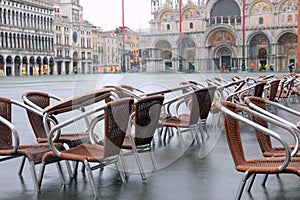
[296,0,300,73]
[179,0,183,72]
[241,0,246,71]
[179,0,182,42]
[122,0,125,72]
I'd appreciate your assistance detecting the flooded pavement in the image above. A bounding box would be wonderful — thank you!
[1,72,300,200]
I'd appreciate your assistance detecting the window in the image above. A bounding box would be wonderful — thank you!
[287,15,292,23]
[166,24,170,30]
[189,22,193,29]
[259,17,263,24]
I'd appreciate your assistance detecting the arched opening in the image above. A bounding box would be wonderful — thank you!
[43,57,48,75]
[14,56,21,76]
[29,56,35,75]
[21,56,28,76]
[36,56,41,75]
[0,55,4,76]
[6,56,12,76]
[49,57,54,75]
[73,52,78,74]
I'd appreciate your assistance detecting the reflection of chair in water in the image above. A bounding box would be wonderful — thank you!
[40,97,134,197]
[216,100,300,200]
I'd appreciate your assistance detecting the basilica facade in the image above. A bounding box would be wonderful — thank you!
[139,0,298,72]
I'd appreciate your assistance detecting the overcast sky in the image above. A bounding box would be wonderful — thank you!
[81,0,152,31]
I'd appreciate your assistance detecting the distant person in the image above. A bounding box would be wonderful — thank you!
[289,63,294,73]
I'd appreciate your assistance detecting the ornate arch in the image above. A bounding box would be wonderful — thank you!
[207,30,236,46]
[250,1,273,14]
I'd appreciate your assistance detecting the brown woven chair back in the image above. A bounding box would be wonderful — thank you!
[104,97,134,157]
[200,85,216,120]
[134,95,164,146]
[245,96,273,154]
[23,92,50,141]
[0,97,13,150]
[267,79,280,101]
[253,81,266,98]
[218,100,246,167]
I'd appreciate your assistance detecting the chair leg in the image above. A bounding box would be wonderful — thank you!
[81,163,86,172]
[72,161,79,178]
[262,174,269,186]
[29,162,39,194]
[133,152,147,181]
[177,129,184,145]
[149,148,157,169]
[84,160,98,197]
[192,126,201,145]
[235,171,251,200]
[18,156,26,175]
[246,173,256,192]
[56,162,67,185]
[116,158,126,183]
[38,163,46,192]
[65,160,73,179]
[119,151,129,179]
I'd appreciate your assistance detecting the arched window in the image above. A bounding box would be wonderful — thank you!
[7,10,10,25]
[189,22,193,29]
[34,15,36,28]
[17,34,20,48]
[13,33,16,48]
[30,14,33,28]
[4,32,8,48]
[3,9,7,24]
[287,15,292,23]
[15,11,19,26]
[32,35,35,49]
[166,24,170,30]
[258,48,267,59]
[0,32,3,48]
[12,11,15,26]
[28,35,31,49]
[19,12,22,27]
[259,17,263,24]
[0,9,2,24]
[23,12,26,27]
[9,33,12,48]
[27,13,30,28]
[20,34,23,49]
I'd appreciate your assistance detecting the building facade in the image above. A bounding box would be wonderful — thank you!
[0,0,55,76]
[54,0,93,75]
[139,0,298,72]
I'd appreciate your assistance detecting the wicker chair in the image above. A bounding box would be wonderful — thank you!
[159,87,211,145]
[0,97,65,193]
[39,97,134,197]
[265,79,280,102]
[216,100,300,200]
[245,96,300,157]
[22,91,90,147]
[121,95,164,180]
[275,76,296,104]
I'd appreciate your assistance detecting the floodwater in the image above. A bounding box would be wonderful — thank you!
[0,71,297,200]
